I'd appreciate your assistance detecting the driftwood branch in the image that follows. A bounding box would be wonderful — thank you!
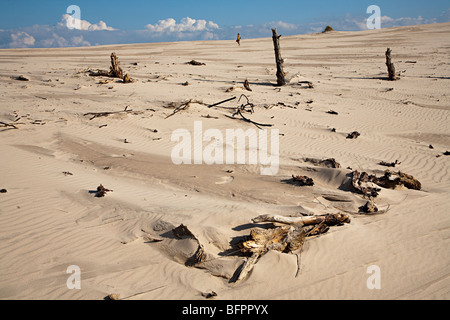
[252,213,351,227]
[232,212,350,282]
[235,253,260,283]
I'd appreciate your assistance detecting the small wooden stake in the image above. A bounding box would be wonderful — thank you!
[272,29,286,86]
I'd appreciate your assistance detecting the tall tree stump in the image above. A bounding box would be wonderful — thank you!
[385,48,398,81]
[272,29,286,86]
[110,53,124,79]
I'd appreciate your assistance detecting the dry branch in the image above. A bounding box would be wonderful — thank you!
[84,107,139,120]
[208,96,237,109]
[165,100,192,119]
[0,121,18,129]
[252,213,351,227]
[225,110,273,129]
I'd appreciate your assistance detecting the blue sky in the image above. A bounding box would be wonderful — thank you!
[1,0,449,48]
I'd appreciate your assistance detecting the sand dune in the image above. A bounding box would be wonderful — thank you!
[0,23,449,300]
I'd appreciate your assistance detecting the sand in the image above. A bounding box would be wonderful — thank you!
[0,22,449,300]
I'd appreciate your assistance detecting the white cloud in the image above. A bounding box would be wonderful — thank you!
[9,31,35,48]
[59,14,116,31]
[41,32,69,47]
[71,35,91,46]
[146,17,219,34]
[269,21,299,31]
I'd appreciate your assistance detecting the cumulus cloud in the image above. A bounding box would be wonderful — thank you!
[9,31,35,48]
[70,35,91,46]
[58,14,116,31]
[146,17,219,34]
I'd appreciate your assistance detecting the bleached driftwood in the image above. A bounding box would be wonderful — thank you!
[252,212,351,227]
[236,253,260,283]
[233,213,350,283]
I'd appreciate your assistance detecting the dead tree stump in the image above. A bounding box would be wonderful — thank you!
[385,48,398,81]
[110,53,124,79]
[272,29,286,86]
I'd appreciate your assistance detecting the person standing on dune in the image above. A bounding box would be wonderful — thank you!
[236,33,241,46]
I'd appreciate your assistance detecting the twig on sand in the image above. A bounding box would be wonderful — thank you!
[223,95,273,129]
[165,100,192,119]
[83,106,139,120]
[207,96,237,109]
[225,110,273,129]
[0,121,18,129]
